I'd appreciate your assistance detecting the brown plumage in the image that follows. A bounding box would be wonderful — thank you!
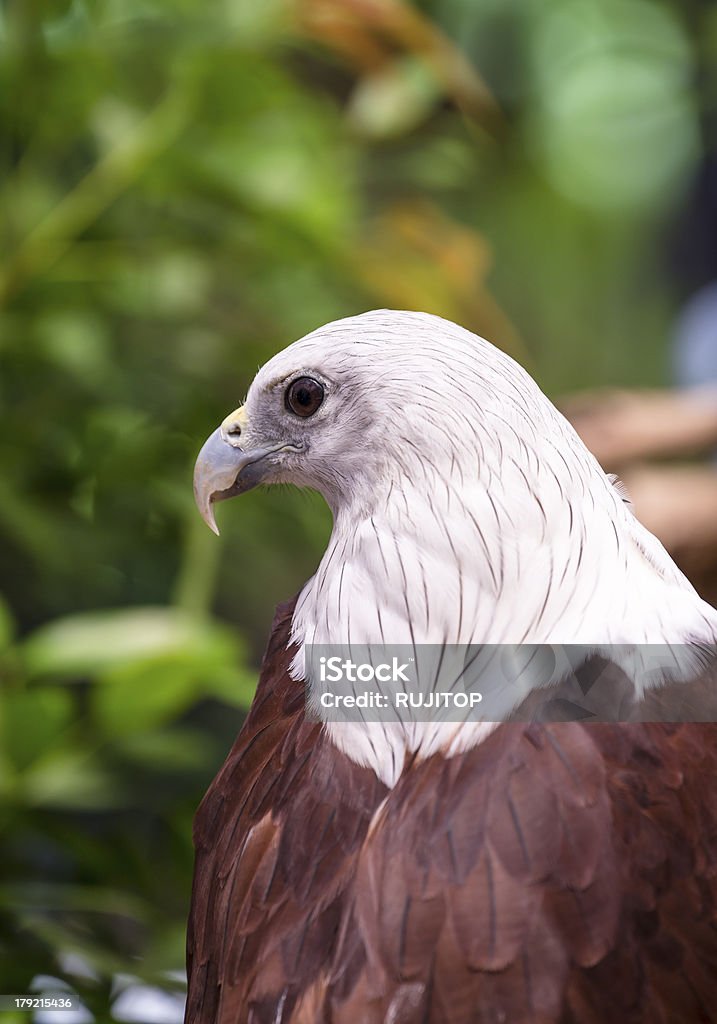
[185,596,717,1024]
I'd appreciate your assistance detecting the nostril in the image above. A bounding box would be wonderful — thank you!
[220,406,248,445]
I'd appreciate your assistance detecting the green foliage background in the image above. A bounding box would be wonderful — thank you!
[1,0,715,1016]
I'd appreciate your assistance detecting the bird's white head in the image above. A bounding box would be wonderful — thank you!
[194,309,717,653]
[195,309,566,525]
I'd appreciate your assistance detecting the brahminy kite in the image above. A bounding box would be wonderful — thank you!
[188,310,717,1024]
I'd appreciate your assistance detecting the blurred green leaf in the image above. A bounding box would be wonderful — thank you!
[348,57,441,139]
[527,0,698,211]
[23,607,239,678]
[93,655,207,736]
[20,748,124,809]
[114,727,215,771]
[0,882,149,921]
[0,688,73,772]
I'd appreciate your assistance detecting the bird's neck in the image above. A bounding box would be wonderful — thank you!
[288,458,717,786]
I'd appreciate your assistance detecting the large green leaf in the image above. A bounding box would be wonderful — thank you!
[22,607,240,679]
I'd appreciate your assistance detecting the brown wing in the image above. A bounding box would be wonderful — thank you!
[185,596,388,1024]
[338,722,717,1024]
[186,604,717,1023]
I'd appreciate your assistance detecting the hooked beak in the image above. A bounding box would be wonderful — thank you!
[193,405,300,535]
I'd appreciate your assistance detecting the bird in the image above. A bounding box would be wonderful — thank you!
[188,309,717,1024]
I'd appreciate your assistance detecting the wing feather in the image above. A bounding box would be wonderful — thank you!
[186,602,717,1024]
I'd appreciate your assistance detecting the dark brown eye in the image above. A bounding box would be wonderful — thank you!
[285,377,324,418]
